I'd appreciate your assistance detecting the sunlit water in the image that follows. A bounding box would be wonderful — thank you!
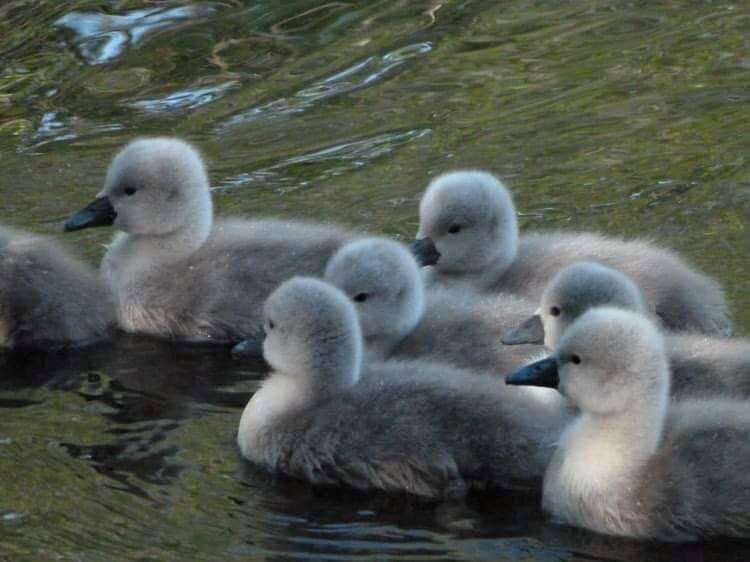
[1,1,749,560]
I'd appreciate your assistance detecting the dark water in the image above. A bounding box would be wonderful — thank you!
[1,1,749,560]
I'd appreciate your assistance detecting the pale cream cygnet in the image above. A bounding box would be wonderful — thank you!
[506,308,750,541]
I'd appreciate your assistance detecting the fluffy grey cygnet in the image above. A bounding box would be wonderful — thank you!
[506,261,750,399]
[237,277,568,499]
[412,171,731,337]
[64,138,354,344]
[324,237,544,374]
[506,308,750,541]
[0,225,114,350]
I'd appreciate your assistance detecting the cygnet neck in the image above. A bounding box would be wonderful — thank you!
[478,241,519,289]
[365,332,408,359]
[367,288,425,358]
[584,405,664,459]
[305,334,363,402]
[439,242,518,290]
[126,203,213,263]
[475,192,521,286]
[563,372,669,482]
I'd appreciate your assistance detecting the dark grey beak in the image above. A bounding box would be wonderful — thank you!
[505,357,559,389]
[502,315,545,345]
[64,196,117,232]
[231,326,267,358]
[410,237,441,267]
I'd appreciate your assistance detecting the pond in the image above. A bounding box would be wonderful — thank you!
[1,1,749,560]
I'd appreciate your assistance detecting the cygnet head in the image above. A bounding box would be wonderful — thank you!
[414,171,519,274]
[539,262,648,349]
[324,238,424,350]
[263,277,363,394]
[508,308,669,417]
[65,138,212,240]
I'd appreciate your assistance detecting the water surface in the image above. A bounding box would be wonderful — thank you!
[1,1,749,560]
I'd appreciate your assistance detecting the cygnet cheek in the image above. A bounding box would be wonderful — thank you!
[556,368,573,399]
[113,210,130,232]
[262,333,281,368]
[543,319,557,350]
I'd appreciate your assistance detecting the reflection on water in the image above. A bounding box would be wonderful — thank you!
[55,4,217,65]
[129,81,240,114]
[1,0,750,560]
[219,42,433,129]
[27,111,124,149]
[219,128,431,193]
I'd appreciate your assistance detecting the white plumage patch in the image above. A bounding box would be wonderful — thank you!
[238,374,305,464]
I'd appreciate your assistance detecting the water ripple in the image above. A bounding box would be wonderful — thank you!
[218,128,431,193]
[24,111,124,150]
[219,42,433,130]
[129,81,240,114]
[55,4,217,65]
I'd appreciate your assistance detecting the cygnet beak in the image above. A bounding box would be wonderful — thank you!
[502,314,545,345]
[505,357,559,389]
[409,237,441,267]
[64,196,117,232]
[230,327,267,358]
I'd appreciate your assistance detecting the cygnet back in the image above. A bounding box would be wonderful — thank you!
[665,333,750,399]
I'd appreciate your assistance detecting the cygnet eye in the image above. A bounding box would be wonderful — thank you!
[549,306,561,317]
[354,293,369,303]
[570,354,581,365]
[447,224,462,234]
[123,186,137,196]
[267,319,275,330]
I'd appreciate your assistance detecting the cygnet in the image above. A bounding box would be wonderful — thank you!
[238,277,569,499]
[324,237,543,374]
[506,307,750,541]
[504,261,750,399]
[65,138,355,345]
[411,171,731,337]
[0,225,114,350]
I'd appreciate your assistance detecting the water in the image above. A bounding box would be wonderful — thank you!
[1,1,749,559]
